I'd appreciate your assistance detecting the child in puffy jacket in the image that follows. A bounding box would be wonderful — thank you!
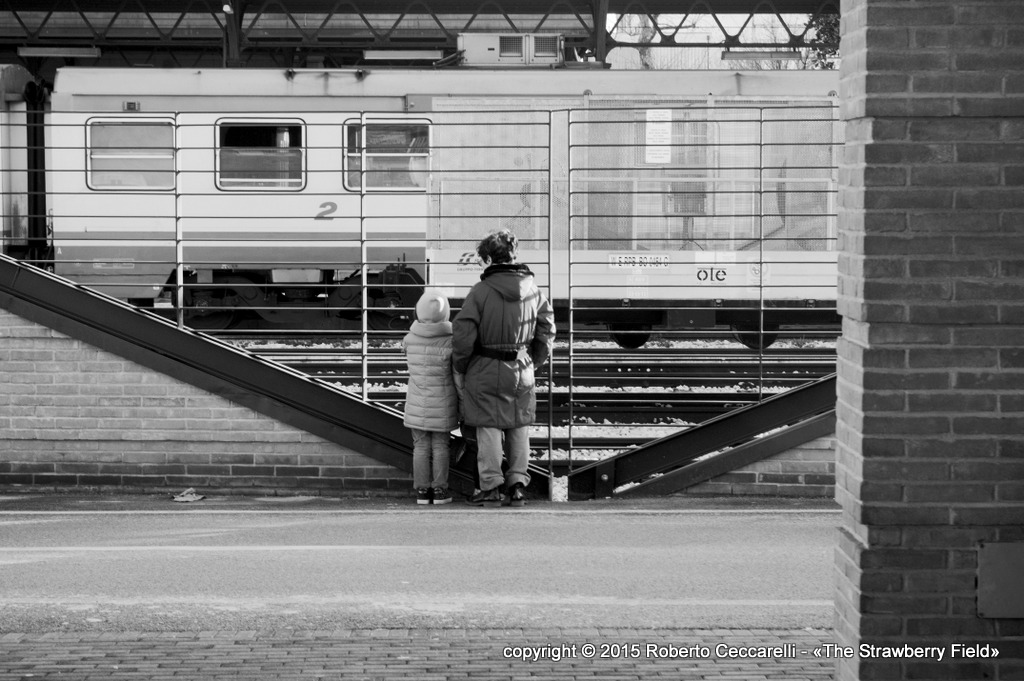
[402,289,460,505]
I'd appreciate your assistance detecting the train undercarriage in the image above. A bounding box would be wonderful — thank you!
[142,263,426,331]
[142,263,838,350]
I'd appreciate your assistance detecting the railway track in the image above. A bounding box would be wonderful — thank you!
[315,387,811,425]
[221,334,836,428]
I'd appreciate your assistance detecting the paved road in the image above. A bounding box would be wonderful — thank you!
[0,493,841,679]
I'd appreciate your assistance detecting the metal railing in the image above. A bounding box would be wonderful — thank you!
[2,103,840,489]
[560,103,839,481]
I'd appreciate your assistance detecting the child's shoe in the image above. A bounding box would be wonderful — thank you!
[416,488,432,505]
[432,487,452,505]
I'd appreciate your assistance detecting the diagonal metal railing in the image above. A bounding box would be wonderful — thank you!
[566,372,837,499]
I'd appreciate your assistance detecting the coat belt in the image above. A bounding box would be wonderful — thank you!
[476,346,528,362]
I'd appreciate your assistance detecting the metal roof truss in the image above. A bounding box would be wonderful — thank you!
[2,0,839,76]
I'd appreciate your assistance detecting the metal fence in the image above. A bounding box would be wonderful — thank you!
[2,102,840,475]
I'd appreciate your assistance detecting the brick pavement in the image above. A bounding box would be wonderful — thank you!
[0,628,836,680]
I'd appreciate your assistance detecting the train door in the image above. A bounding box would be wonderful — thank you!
[752,103,839,303]
[48,112,178,302]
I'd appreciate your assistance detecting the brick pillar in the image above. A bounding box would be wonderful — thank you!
[835,2,1024,680]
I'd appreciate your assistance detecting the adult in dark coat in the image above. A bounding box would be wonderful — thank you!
[452,230,555,507]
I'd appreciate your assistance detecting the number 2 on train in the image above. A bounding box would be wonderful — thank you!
[315,202,338,220]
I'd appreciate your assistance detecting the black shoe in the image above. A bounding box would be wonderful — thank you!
[506,482,526,508]
[432,487,452,505]
[468,487,502,507]
[416,488,432,505]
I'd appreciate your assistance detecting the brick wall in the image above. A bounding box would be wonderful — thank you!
[683,435,836,498]
[0,307,411,495]
[2,302,840,499]
[835,1,1024,679]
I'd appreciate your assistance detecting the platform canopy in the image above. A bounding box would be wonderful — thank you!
[2,0,839,78]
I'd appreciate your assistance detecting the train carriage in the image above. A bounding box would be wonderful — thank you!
[11,64,841,346]
[420,88,840,346]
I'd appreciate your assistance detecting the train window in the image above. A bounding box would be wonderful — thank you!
[344,121,429,191]
[216,121,304,190]
[87,120,175,190]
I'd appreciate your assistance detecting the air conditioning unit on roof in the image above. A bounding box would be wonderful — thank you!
[458,33,564,67]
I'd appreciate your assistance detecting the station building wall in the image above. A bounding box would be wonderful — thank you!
[0,305,835,498]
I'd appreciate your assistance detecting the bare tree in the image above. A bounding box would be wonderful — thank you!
[612,14,660,69]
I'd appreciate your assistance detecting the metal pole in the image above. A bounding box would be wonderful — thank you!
[222,1,243,68]
[593,0,610,63]
[757,107,766,398]
[566,108,577,481]
[359,112,369,401]
[175,115,184,329]
[546,110,556,500]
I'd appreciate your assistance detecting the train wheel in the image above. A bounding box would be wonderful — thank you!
[174,289,239,330]
[731,325,779,350]
[184,307,237,330]
[609,325,651,349]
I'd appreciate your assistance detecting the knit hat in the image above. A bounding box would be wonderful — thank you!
[415,289,450,324]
